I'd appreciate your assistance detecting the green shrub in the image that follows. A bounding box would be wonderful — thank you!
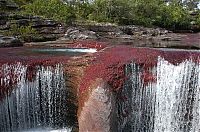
[154,3,191,30]
[88,0,135,24]
[196,14,200,26]
[87,0,194,29]
[3,24,38,41]
[130,0,162,26]
[21,0,76,24]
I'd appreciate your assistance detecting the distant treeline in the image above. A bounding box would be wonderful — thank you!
[12,0,200,30]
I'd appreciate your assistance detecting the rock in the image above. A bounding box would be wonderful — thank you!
[86,25,122,33]
[24,34,59,42]
[16,19,30,27]
[0,20,7,25]
[9,14,30,20]
[0,12,66,42]
[120,26,135,35]
[63,27,98,40]
[78,79,117,132]
[0,35,23,47]
[32,19,59,28]
[120,25,169,37]
[0,22,10,30]
[0,12,8,20]
[37,26,65,34]
[0,0,18,10]
[53,26,65,34]
[160,35,181,41]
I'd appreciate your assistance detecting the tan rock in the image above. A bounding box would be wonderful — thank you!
[78,78,116,132]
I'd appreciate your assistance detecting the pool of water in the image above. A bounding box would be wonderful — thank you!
[31,48,97,56]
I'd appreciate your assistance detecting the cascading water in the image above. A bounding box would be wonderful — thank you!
[117,62,156,132]
[0,63,76,132]
[155,57,200,132]
[118,57,200,132]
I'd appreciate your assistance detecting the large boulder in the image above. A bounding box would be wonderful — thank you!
[63,27,98,40]
[78,79,117,132]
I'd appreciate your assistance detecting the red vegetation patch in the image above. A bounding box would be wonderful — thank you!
[0,47,70,67]
[140,71,156,85]
[0,41,199,97]
[67,40,107,51]
[0,47,73,100]
[26,66,38,82]
[79,45,200,94]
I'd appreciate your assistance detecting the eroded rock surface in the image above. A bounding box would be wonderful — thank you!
[62,25,200,50]
[78,79,116,132]
[0,13,65,42]
[62,27,98,40]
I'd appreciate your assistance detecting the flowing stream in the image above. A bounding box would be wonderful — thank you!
[0,63,75,132]
[118,57,200,132]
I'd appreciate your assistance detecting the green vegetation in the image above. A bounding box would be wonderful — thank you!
[1,24,38,42]
[86,0,195,29]
[197,14,200,25]
[20,0,76,24]
[154,3,191,29]
[3,0,200,30]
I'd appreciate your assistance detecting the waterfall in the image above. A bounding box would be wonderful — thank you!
[155,57,200,132]
[118,57,200,132]
[0,63,74,132]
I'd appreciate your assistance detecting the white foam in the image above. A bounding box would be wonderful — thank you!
[34,48,97,53]
[21,127,72,132]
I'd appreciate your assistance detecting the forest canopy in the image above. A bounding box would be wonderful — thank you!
[5,0,200,30]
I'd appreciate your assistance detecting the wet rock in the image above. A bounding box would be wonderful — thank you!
[0,35,22,47]
[78,79,117,132]
[63,27,98,40]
